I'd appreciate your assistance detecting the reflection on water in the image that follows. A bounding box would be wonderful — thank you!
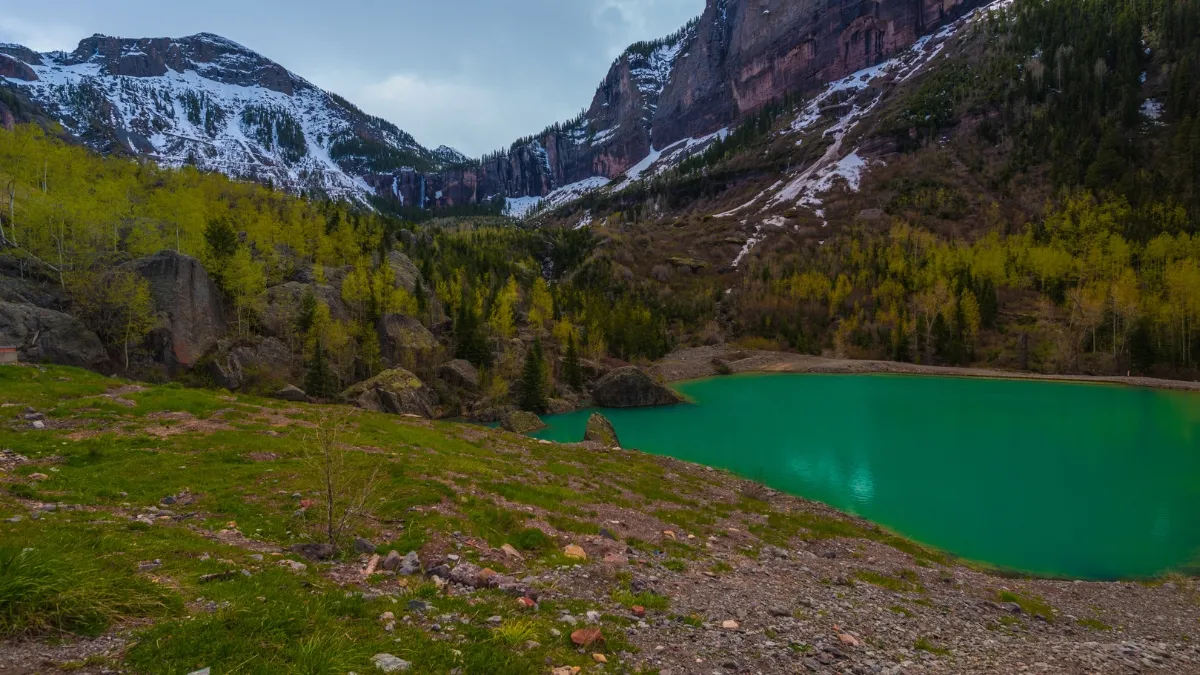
[533,373,1200,580]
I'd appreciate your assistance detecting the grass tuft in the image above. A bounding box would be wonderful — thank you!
[0,546,173,638]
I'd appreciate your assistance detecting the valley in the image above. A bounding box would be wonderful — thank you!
[2,0,1200,672]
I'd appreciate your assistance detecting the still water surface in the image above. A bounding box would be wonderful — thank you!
[534,374,1200,579]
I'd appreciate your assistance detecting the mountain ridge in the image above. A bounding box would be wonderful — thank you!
[0,0,985,213]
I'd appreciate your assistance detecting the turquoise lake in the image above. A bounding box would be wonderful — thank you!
[533,374,1200,580]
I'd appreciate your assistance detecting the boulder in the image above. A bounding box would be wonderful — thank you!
[436,359,479,391]
[584,413,620,447]
[262,282,348,338]
[386,251,423,293]
[273,385,308,403]
[207,337,294,390]
[378,314,439,365]
[501,410,546,435]
[121,251,224,369]
[342,368,437,419]
[591,367,683,408]
[0,302,107,369]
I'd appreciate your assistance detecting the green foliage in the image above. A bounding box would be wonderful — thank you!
[0,545,173,638]
[519,339,550,413]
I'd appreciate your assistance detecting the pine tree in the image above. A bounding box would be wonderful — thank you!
[520,339,549,413]
[454,291,492,367]
[306,341,335,400]
[564,334,583,389]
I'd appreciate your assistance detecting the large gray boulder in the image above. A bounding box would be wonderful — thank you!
[0,302,108,369]
[121,251,223,369]
[378,314,438,365]
[591,367,684,408]
[500,410,545,435]
[341,368,437,419]
[261,282,348,338]
[207,337,295,390]
[436,359,480,391]
[387,251,424,293]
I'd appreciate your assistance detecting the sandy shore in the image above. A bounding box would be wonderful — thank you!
[653,346,1200,392]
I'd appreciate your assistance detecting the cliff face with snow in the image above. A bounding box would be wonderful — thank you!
[0,0,981,212]
[0,33,449,201]
[372,0,983,213]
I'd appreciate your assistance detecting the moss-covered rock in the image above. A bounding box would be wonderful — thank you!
[584,413,620,447]
[341,368,436,418]
[501,410,546,435]
[592,367,684,408]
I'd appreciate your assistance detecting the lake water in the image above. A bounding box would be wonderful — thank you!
[534,373,1200,580]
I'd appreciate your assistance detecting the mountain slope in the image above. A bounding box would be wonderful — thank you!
[369,0,988,214]
[0,33,446,201]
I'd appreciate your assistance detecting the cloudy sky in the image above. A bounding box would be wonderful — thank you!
[0,0,702,156]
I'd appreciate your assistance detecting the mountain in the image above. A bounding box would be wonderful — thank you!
[366,0,987,214]
[0,0,984,212]
[0,33,448,201]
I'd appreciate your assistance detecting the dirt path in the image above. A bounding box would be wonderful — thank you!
[654,346,1200,392]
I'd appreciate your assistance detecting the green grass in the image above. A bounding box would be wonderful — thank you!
[1077,617,1112,631]
[0,544,176,637]
[612,590,670,611]
[852,569,924,594]
[663,559,688,573]
[913,637,951,656]
[996,590,1055,623]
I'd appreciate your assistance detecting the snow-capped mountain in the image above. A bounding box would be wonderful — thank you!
[0,33,447,201]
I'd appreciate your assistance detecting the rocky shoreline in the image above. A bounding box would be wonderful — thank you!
[654,346,1200,393]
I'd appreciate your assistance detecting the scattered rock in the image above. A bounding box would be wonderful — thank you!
[584,413,620,446]
[28,473,48,481]
[354,538,377,554]
[500,410,546,434]
[372,653,411,673]
[290,543,335,562]
[591,367,684,408]
[592,654,608,664]
[274,385,309,403]
[571,626,604,647]
[722,620,740,630]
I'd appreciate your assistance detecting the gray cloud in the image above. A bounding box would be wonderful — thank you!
[0,0,702,156]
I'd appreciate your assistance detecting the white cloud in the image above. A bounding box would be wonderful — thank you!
[310,69,579,158]
[0,17,81,51]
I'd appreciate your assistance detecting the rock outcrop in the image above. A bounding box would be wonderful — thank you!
[591,367,684,408]
[4,0,981,210]
[501,410,546,435]
[0,302,108,369]
[341,368,437,419]
[207,337,294,390]
[378,314,439,366]
[584,413,620,447]
[436,359,480,392]
[121,251,224,370]
[368,0,983,210]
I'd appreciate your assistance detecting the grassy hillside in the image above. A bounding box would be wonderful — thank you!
[2,363,1198,674]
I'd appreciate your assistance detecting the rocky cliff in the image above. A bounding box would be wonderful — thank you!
[0,34,454,201]
[0,0,980,211]
[372,0,982,213]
